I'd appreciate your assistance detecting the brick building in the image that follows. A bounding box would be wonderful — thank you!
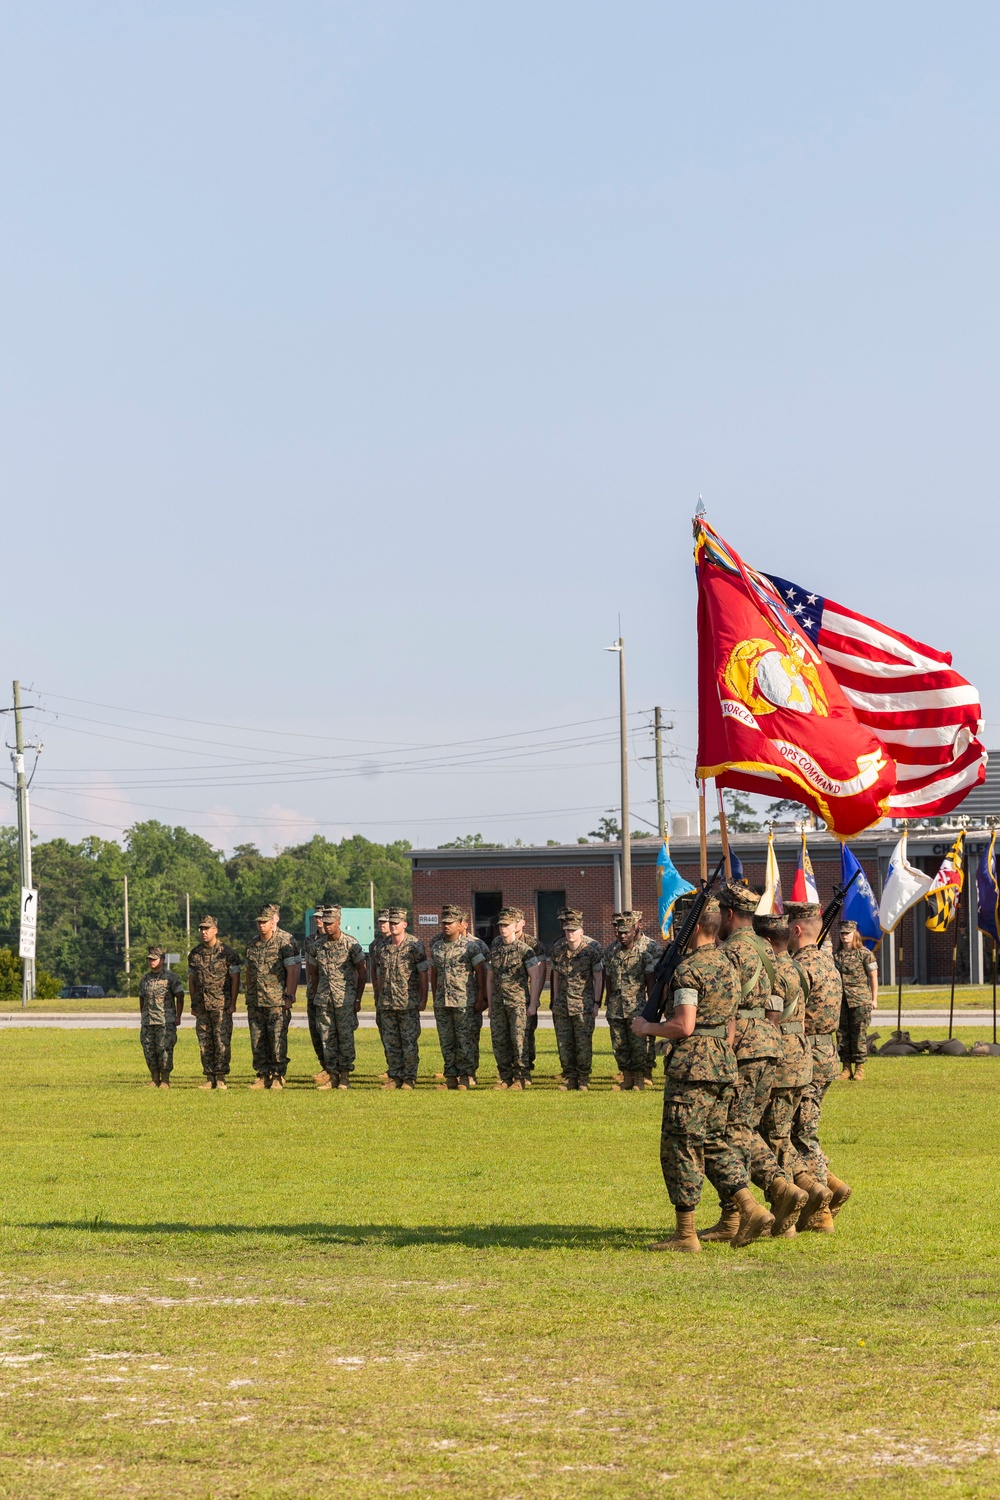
[409,827,995,986]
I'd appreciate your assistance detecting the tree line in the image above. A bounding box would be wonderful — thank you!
[0,823,413,993]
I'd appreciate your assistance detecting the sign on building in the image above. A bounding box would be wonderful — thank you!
[418,913,438,926]
[18,886,38,960]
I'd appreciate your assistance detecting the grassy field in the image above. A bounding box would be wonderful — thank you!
[0,1025,998,1500]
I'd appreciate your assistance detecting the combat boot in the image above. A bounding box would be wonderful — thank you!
[768,1177,808,1237]
[731,1188,774,1248]
[467,1075,477,1088]
[794,1173,832,1230]
[400,1081,414,1091]
[697,1201,741,1243]
[198,1079,214,1090]
[641,1073,655,1090]
[215,1079,228,1091]
[612,1071,624,1083]
[852,1064,866,1082]
[337,1078,349,1089]
[249,1077,268,1090]
[436,1077,458,1091]
[313,1069,330,1085]
[612,1071,633,1091]
[382,1079,398,1090]
[838,1065,852,1081]
[825,1172,852,1218]
[146,1069,161,1087]
[509,1080,524,1091]
[316,1078,333,1090]
[494,1080,509,1090]
[158,1077,171,1089]
[271,1076,285,1090]
[577,1083,589,1092]
[650,1210,702,1253]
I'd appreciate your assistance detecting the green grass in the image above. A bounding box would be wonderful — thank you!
[0,1027,998,1499]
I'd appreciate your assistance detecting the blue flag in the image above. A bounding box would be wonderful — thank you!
[840,844,881,950]
[730,850,744,882]
[657,841,695,940]
[976,832,999,943]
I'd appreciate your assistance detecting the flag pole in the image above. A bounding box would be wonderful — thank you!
[993,936,997,1046]
[716,786,733,880]
[698,780,708,883]
[947,883,962,1041]
[896,924,903,1036]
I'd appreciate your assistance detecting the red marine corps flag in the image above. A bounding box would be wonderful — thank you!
[696,520,897,837]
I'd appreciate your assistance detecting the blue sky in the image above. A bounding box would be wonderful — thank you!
[2,2,997,850]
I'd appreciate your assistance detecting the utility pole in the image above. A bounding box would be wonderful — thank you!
[185,891,190,951]
[606,638,631,910]
[123,875,131,997]
[654,706,666,841]
[12,682,35,1006]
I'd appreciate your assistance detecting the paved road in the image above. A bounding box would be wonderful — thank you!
[0,1010,995,1029]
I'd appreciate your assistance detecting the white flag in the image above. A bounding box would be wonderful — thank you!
[756,832,784,916]
[878,833,932,932]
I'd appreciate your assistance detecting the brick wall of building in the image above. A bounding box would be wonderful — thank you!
[409,844,878,952]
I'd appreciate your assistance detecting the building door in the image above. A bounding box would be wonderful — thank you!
[473,891,503,947]
[536,890,567,952]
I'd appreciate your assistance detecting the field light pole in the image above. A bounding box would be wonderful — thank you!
[605,637,631,911]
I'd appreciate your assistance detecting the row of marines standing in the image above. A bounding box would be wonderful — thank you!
[304,902,665,1090]
[630,881,872,1251]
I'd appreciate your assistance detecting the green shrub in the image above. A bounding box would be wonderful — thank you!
[0,946,62,1002]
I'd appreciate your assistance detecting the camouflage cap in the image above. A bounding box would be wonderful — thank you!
[255,903,277,922]
[753,913,788,936]
[612,910,642,930]
[386,906,408,922]
[559,907,584,929]
[718,880,762,915]
[377,909,391,921]
[197,915,218,930]
[839,919,858,932]
[785,900,821,920]
[147,944,166,959]
[496,906,523,924]
[320,904,341,919]
[440,904,465,922]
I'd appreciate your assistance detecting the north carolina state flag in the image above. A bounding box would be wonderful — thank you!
[696,522,896,837]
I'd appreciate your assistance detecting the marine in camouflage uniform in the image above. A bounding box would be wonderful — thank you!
[369,909,392,1061]
[602,911,660,1089]
[836,921,878,1074]
[139,947,186,1086]
[244,905,301,1087]
[549,908,604,1090]
[430,904,486,1087]
[309,905,366,1085]
[788,901,851,1225]
[516,914,547,1079]
[750,914,814,1233]
[303,901,330,1071]
[720,881,782,1168]
[629,895,772,1251]
[487,907,541,1087]
[187,916,241,1088]
[375,907,429,1088]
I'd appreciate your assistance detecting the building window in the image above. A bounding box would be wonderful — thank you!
[473,891,503,947]
[536,890,567,951]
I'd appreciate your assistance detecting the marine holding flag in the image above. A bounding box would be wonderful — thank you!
[696,523,896,836]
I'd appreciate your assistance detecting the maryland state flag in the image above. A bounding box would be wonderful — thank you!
[696,521,896,837]
[925,831,965,933]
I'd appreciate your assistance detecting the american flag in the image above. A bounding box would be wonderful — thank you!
[764,573,986,818]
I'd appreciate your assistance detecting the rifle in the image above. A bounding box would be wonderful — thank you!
[641,857,727,1022]
[816,865,861,947]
